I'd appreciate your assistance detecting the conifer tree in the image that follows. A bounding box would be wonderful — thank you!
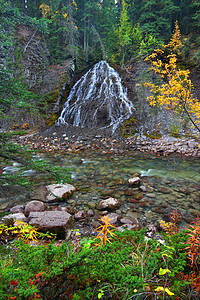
[117,0,132,66]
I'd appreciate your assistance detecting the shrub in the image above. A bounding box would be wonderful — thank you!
[1,226,198,300]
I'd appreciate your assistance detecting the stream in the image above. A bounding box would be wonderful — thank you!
[1,150,200,227]
[46,150,200,227]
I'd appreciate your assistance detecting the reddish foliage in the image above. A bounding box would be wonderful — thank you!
[185,216,200,270]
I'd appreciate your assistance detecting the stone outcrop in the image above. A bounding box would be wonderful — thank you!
[28,211,72,239]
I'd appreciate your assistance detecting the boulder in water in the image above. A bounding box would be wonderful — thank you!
[46,183,76,202]
[98,197,121,210]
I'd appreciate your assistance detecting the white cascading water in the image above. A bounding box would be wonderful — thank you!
[57,60,135,133]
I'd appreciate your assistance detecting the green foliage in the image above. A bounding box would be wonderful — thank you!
[1,0,200,68]
[0,68,41,121]
[116,0,132,65]
[121,116,137,137]
[1,225,199,299]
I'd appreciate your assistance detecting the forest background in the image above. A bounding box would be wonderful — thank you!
[1,0,200,131]
[1,3,200,299]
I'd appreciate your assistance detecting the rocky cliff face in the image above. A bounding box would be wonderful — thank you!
[15,25,74,96]
[1,24,75,129]
[15,25,49,90]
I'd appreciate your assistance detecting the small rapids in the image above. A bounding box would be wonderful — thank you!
[57,61,134,133]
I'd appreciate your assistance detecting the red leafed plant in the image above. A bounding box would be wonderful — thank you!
[185,216,200,271]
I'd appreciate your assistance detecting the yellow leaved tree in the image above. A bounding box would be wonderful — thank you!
[144,21,200,134]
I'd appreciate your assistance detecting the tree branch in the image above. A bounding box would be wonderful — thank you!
[23,30,37,54]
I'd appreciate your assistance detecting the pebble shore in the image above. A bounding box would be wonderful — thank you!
[17,130,200,158]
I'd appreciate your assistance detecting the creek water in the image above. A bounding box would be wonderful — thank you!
[1,150,200,227]
[46,151,200,227]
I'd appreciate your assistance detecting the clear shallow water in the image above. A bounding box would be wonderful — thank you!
[47,151,200,226]
[1,151,199,226]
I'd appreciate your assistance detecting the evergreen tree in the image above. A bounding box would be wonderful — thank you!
[117,0,132,66]
[138,0,179,39]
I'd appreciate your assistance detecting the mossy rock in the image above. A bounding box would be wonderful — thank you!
[144,131,162,139]
[121,116,137,137]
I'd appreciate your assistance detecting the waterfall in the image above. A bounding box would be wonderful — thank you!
[57,60,135,133]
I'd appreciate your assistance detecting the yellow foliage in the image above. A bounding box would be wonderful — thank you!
[94,216,116,246]
[72,0,78,10]
[144,23,200,132]
[154,286,174,296]
[39,4,51,18]
[167,21,183,55]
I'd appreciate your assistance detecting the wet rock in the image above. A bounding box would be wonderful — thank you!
[124,189,135,196]
[100,210,108,216]
[46,183,76,202]
[146,193,156,198]
[0,203,9,210]
[146,186,154,192]
[129,204,138,211]
[106,213,119,224]
[2,213,28,223]
[114,178,125,185]
[24,200,46,217]
[134,192,143,200]
[10,205,25,213]
[125,211,139,219]
[140,185,147,192]
[152,207,166,214]
[87,209,95,216]
[98,198,121,210]
[158,187,172,194]
[188,208,199,217]
[117,223,140,232]
[139,201,146,207]
[31,186,48,201]
[126,198,138,203]
[120,217,133,225]
[178,187,190,195]
[88,201,96,209]
[101,189,114,196]
[127,177,141,186]
[74,211,86,220]
[28,211,72,239]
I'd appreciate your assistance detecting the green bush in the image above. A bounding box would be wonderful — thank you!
[1,227,199,300]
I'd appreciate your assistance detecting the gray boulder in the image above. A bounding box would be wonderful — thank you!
[127,177,141,186]
[24,200,46,217]
[98,198,121,210]
[10,205,25,214]
[46,183,76,202]
[28,211,72,239]
[106,213,119,224]
[31,186,48,202]
[2,213,28,223]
